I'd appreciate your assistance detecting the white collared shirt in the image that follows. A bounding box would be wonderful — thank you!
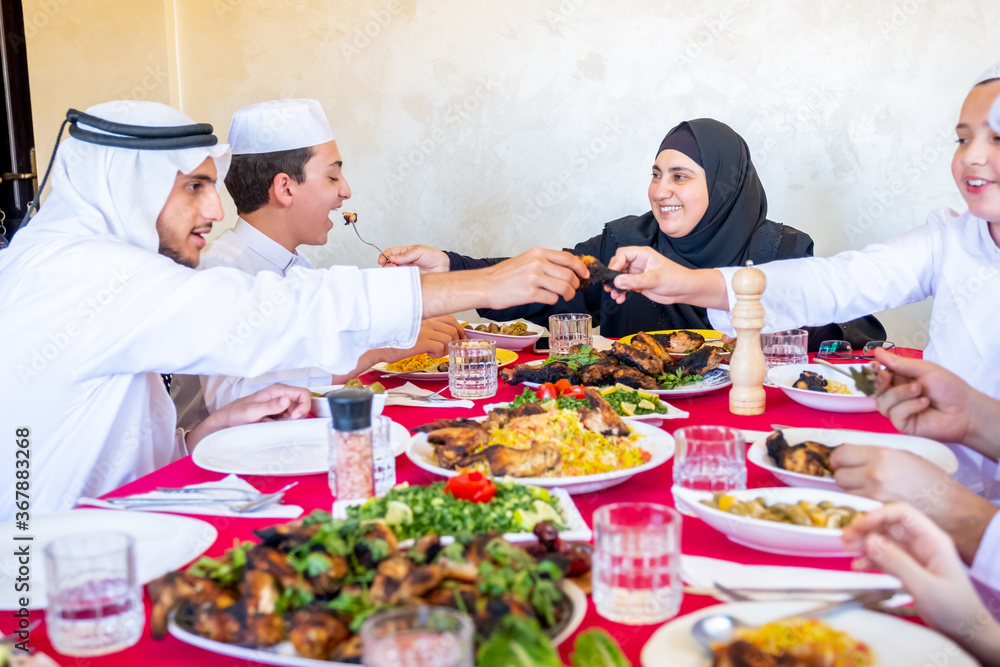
[709,207,1000,499]
[172,219,334,428]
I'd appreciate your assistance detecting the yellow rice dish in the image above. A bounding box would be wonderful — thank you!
[724,617,874,667]
[486,408,650,477]
[384,353,446,373]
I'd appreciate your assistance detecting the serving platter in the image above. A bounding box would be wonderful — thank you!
[407,419,675,494]
[767,363,877,413]
[192,418,410,476]
[747,427,959,491]
[640,600,976,667]
[672,486,882,557]
[0,510,216,609]
[332,485,592,545]
[519,362,731,398]
[168,579,587,665]
[371,348,519,381]
[463,319,544,350]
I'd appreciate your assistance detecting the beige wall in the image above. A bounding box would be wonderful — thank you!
[24,0,1000,347]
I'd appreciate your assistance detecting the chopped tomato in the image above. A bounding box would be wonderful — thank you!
[444,471,497,503]
[536,383,558,401]
[553,379,572,393]
[563,385,587,399]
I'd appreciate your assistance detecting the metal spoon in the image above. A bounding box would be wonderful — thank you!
[691,589,894,650]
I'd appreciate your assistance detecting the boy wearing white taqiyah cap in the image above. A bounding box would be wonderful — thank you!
[172,100,465,424]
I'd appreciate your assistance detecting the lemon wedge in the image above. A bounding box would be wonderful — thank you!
[620,401,637,416]
[600,386,616,396]
[638,399,656,411]
[384,501,413,525]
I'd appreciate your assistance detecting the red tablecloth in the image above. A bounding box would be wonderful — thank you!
[15,351,920,666]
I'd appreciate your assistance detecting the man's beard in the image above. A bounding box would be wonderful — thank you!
[158,239,198,268]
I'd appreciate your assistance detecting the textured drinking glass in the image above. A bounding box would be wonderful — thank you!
[361,605,474,667]
[372,415,397,496]
[761,328,808,368]
[45,532,143,656]
[549,313,592,357]
[673,425,747,493]
[818,340,896,360]
[592,502,682,625]
[448,339,497,399]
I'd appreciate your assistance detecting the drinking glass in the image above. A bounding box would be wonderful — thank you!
[361,605,474,667]
[548,313,592,357]
[761,328,808,368]
[448,339,497,399]
[672,425,747,493]
[817,340,896,360]
[45,532,144,656]
[592,502,682,625]
[372,415,397,496]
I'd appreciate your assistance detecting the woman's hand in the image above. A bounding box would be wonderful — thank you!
[379,245,450,273]
[188,384,312,448]
[843,503,1000,665]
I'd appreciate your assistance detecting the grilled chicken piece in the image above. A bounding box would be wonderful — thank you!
[483,402,546,431]
[630,331,673,362]
[712,639,790,667]
[362,520,399,556]
[369,573,401,605]
[310,554,350,598]
[149,571,232,639]
[330,635,363,663]
[610,365,661,390]
[246,544,303,590]
[411,534,443,565]
[675,346,722,376]
[765,430,790,462]
[240,570,281,615]
[459,440,562,477]
[794,370,831,392]
[438,555,479,582]
[580,387,630,436]
[290,610,351,660]
[777,442,833,477]
[423,582,481,610]
[652,330,706,353]
[191,601,284,646]
[609,341,665,375]
[410,418,483,434]
[253,519,322,552]
[377,555,414,580]
[577,255,623,290]
[427,427,490,468]
[393,565,445,603]
[501,361,580,386]
[579,356,621,385]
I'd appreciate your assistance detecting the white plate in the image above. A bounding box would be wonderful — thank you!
[672,486,882,557]
[332,486,592,545]
[407,419,675,494]
[371,348,519,381]
[768,363,877,413]
[0,510,216,609]
[309,384,387,419]
[748,427,960,490]
[464,319,544,350]
[168,579,586,665]
[192,418,410,476]
[519,362,731,398]
[640,600,976,667]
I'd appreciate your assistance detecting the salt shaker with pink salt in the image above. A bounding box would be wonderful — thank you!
[327,389,375,501]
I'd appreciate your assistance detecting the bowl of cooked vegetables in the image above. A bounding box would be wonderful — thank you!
[463,319,543,350]
[672,486,881,558]
[309,379,387,418]
[767,363,878,413]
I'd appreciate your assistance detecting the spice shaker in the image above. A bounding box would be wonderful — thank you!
[327,389,375,500]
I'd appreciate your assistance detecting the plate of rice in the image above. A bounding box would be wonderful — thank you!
[640,600,977,666]
[371,348,519,381]
[767,363,878,413]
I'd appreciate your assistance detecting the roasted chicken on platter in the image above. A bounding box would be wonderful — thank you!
[152,513,588,663]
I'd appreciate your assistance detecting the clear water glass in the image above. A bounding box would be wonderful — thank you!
[548,313,592,357]
[372,415,397,496]
[45,532,143,656]
[761,328,808,368]
[448,339,497,399]
[673,425,747,493]
[593,502,682,625]
[361,605,474,667]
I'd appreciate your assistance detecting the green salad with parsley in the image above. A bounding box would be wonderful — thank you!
[346,481,565,540]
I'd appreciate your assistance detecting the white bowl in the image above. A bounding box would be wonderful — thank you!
[310,384,387,418]
[464,319,544,351]
[747,427,959,490]
[672,486,882,557]
[767,363,877,413]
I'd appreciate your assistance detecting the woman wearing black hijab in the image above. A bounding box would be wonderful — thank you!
[382,118,885,348]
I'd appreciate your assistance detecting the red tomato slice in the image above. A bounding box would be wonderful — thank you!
[536,383,558,401]
[554,379,572,393]
[565,385,587,399]
[444,471,497,503]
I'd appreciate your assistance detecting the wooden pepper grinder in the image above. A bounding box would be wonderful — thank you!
[729,261,767,415]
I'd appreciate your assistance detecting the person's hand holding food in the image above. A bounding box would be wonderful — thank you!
[843,503,1000,666]
[606,246,730,310]
[480,248,589,308]
[379,244,451,273]
[831,444,997,562]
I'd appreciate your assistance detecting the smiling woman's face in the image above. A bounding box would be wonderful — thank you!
[648,149,710,238]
